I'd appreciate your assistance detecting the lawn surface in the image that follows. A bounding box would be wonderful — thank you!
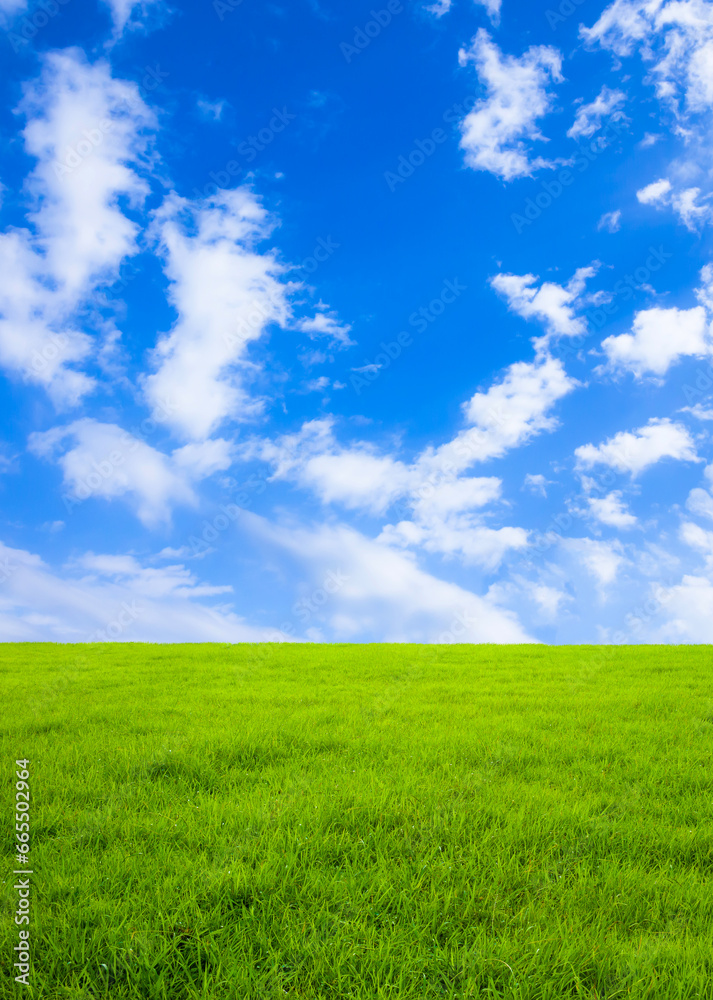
[1,643,712,998]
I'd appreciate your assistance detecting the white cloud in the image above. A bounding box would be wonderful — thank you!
[490,266,595,347]
[577,5,713,237]
[586,491,637,528]
[680,519,713,567]
[685,464,713,521]
[424,0,500,20]
[640,133,662,148]
[457,29,563,181]
[240,352,576,571]
[251,515,534,642]
[101,0,164,39]
[425,0,452,15]
[351,362,383,375]
[41,520,65,533]
[672,187,712,229]
[20,50,154,302]
[301,376,331,393]
[27,419,226,527]
[0,539,270,642]
[581,0,713,112]
[0,0,26,20]
[601,305,710,377]
[73,552,232,599]
[379,519,528,570]
[653,575,713,642]
[696,262,713,313]
[244,418,508,522]
[0,50,154,405]
[296,310,354,347]
[687,487,713,521]
[379,475,528,570]
[524,473,549,496]
[562,537,625,587]
[423,355,578,473]
[172,439,234,479]
[197,98,226,121]
[0,233,94,407]
[295,449,408,514]
[580,0,653,55]
[476,0,501,20]
[637,177,672,204]
[681,404,713,421]
[568,86,627,139]
[686,35,713,110]
[410,476,502,519]
[143,189,294,441]
[241,417,532,568]
[242,418,413,516]
[637,179,712,230]
[575,417,700,476]
[528,582,568,619]
[597,209,622,232]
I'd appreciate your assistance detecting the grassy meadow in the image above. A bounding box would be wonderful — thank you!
[1,642,712,999]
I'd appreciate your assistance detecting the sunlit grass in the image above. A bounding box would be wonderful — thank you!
[1,642,712,998]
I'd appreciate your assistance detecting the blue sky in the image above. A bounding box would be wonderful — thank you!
[2,0,713,643]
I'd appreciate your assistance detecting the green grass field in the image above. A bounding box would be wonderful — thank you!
[1,643,712,999]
